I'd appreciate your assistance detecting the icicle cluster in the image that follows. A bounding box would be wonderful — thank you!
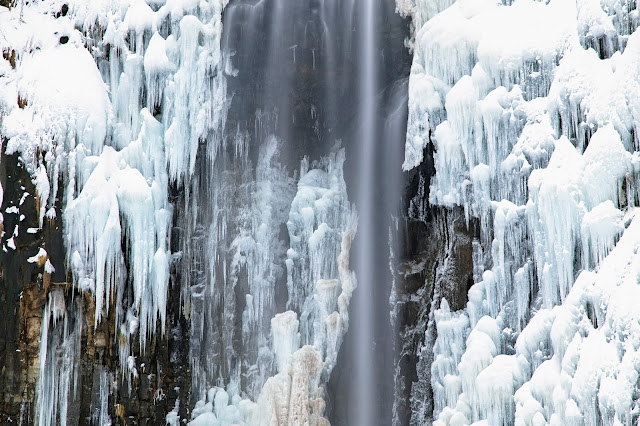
[1,0,228,423]
[35,289,82,426]
[183,145,356,425]
[2,2,359,424]
[404,0,640,423]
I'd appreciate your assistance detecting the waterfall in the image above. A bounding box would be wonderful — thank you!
[179,0,407,422]
[353,0,380,424]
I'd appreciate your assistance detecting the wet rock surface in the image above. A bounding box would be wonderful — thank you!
[1,151,50,424]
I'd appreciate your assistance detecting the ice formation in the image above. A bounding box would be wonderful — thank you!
[1,0,356,424]
[405,0,640,423]
[0,0,215,420]
[35,288,83,426]
[184,147,356,425]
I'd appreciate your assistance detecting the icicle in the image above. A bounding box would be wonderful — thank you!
[35,290,82,426]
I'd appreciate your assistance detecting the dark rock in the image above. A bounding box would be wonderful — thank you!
[54,4,69,18]
[0,152,48,424]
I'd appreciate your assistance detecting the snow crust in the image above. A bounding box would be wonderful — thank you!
[404,0,640,423]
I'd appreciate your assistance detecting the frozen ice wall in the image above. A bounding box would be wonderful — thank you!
[1,0,226,423]
[179,146,357,424]
[404,0,640,423]
[1,0,363,423]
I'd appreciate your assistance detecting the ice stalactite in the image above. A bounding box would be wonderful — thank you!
[403,0,640,423]
[35,289,82,426]
[61,0,231,394]
[91,367,113,426]
[184,145,356,425]
[287,150,355,379]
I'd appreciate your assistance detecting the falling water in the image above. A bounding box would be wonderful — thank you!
[335,1,410,424]
[202,0,409,421]
[353,0,378,424]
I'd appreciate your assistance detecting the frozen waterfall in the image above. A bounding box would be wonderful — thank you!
[403,0,640,424]
[3,0,640,424]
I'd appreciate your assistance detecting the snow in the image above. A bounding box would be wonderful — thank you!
[3,43,110,161]
[509,217,640,424]
[403,0,575,172]
[581,200,624,268]
[0,36,111,236]
[527,125,631,307]
[474,355,524,424]
[403,72,445,170]
[123,0,155,35]
[27,247,48,264]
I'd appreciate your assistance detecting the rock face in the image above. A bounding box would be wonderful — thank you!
[0,150,190,424]
[0,151,60,423]
[387,143,477,426]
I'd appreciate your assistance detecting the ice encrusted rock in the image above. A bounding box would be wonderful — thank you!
[184,146,356,425]
[404,0,640,423]
[0,0,227,423]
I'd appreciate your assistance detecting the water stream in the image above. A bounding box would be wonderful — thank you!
[353,0,380,424]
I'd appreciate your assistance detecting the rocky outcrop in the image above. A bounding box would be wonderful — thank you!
[0,150,189,424]
[389,144,478,426]
[0,151,59,423]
